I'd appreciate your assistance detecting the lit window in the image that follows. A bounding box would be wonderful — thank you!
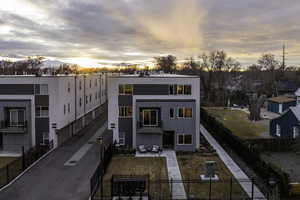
[119,106,132,118]
[119,84,133,95]
[178,134,192,145]
[177,85,184,95]
[184,108,193,118]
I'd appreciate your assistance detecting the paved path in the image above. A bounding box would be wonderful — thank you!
[0,114,107,200]
[136,150,187,199]
[200,124,266,200]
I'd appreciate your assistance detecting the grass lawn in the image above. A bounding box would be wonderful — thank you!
[98,156,170,198]
[177,154,248,199]
[204,107,268,139]
[0,157,17,168]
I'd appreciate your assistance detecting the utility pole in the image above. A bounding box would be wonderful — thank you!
[282,44,286,71]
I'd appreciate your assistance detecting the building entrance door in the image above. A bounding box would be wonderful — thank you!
[163,131,174,149]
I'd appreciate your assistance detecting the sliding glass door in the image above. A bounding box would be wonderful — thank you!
[142,109,158,126]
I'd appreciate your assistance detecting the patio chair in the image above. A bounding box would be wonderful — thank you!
[151,145,160,153]
[138,145,147,153]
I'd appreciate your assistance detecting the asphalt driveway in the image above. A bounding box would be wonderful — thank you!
[0,113,107,200]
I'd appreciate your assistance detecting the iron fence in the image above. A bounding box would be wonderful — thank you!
[0,141,53,189]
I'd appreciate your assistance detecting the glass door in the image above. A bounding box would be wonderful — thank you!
[9,109,25,127]
[142,109,158,127]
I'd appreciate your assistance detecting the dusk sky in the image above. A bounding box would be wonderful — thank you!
[1,0,300,67]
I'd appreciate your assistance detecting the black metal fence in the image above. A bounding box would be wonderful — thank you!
[0,141,53,189]
[94,177,274,200]
[200,107,290,197]
[90,143,114,200]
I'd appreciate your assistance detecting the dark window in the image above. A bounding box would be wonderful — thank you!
[119,84,133,95]
[79,98,82,107]
[178,108,184,118]
[36,106,49,117]
[169,85,174,95]
[119,106,132,117]
[170,108,175,119]
[178,134,192,145]
[68,103,70,113]
[184,85,192,95]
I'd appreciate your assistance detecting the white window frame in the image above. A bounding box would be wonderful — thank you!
[177,134,193,145]
[40,132,49,146]
[276,124,281,137]
[9,109,25,127]
[142,109,158,127]
[293,126,299,139]
[36,106,49,118]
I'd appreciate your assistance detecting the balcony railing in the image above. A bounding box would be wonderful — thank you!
[0,120,27,133]
[136,120,163,129]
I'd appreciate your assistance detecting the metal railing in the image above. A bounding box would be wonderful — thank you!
[0,120,27,129]
[136,120,163,129]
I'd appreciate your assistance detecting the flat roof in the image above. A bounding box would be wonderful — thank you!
[0,73,105,78]
[110,73,199,78]
[268,96,296,103]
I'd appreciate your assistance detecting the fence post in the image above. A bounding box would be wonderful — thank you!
[22,146,25,170]
[170,178,173,200]
[6,165,9,184]
[229,177,232,200]
[209,178,212,200]
[251,178,254,200]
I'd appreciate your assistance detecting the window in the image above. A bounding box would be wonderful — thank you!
[67,82,70,92]
[119,132,125,146]
[41,132,49,145]
[86,96,88,104]
[89,94,92,102]
[184,108,193,118]
[68,103,70,113]
[64,105,66,114]
[40,84,48,95]
[293,126,299,139]
[276,124,281,137]
[178,134,192,145]
[184,85,192,95]
[119,84,133,95]
[119,106,132,118]
[9,109,25,127]
[170,108,175,119]
[169,84,192,95]
[178,107,184,118]
[36,106,49,117]
[90,80,92,88]
[79,80,82,90]
[169,85,175,95]
[79,98,82,107]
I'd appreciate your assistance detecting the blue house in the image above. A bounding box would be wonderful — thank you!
[267,96,296,114]
[270,106,300,139]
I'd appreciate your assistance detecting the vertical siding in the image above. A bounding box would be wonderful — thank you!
[270,110,299,138]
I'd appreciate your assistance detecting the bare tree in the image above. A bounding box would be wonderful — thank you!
[154,55,177,73]
[248,94,267,121]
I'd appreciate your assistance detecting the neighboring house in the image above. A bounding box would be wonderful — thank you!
[276,80,299,96]
[267,96,296,114]
[108,73,200,151]
[0,74,107,152]
[270,106,300,139]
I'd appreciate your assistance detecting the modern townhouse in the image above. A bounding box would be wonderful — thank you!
[108,73,200,151]
[0,73,107,153]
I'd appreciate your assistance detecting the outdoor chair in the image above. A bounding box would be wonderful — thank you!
[151,145,160,153]
[138,145,147,153]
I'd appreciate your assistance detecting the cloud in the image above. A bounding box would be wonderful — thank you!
[0,0,300,66]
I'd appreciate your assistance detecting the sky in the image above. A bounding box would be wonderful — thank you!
[0,0,300,68]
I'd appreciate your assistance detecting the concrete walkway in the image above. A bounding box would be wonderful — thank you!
[136,150,187,199]
[200,124,266,200]
[0,114,107,200]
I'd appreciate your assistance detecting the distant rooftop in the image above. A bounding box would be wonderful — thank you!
[290,106,300,121]
[0,73,105,78]
[268,96,296,103]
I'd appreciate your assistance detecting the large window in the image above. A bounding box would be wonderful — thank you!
[36,106,49,117]
[142,109,158,126]
[177,107,192,118]
[293,126,299,139]
[119,106,132,118]
[119,84,133,95]
[178,134,192,145]
[9,109,25,127]
[169,84,191,95]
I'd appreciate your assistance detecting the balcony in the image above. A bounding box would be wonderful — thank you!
[0,121,27,133]
[136,120,163,135]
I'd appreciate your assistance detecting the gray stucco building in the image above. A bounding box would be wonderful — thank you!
[108,73,200,151]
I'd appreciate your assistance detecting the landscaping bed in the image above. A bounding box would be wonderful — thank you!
[0,157,17,168]
[177,154,248,199]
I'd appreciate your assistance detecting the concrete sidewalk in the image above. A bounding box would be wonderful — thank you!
[136,150,187,199]
[0,114,107,200]
[200,124,265,200]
